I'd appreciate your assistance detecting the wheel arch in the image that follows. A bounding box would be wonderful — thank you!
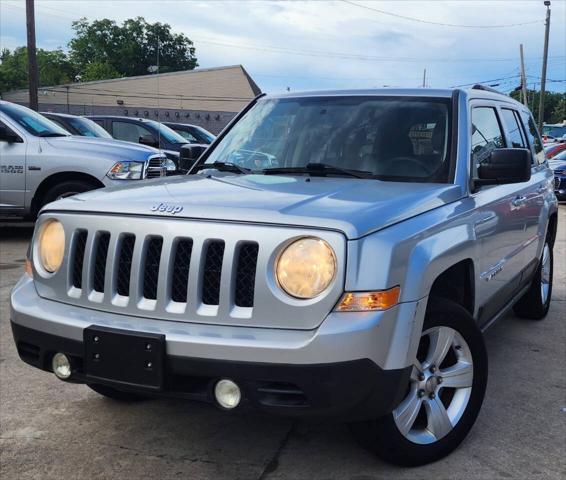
[427,259,475,315]
[31,172,104,217]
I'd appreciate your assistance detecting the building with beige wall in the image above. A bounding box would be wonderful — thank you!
[1,65,261,134]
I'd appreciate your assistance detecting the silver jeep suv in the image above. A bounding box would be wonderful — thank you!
[10,87,558,465]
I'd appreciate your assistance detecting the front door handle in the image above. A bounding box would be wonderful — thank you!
[511,195,527,208]
[537,183,547,193]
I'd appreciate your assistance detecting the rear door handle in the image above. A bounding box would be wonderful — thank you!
[511,195,527,208]
[537,184,547,193]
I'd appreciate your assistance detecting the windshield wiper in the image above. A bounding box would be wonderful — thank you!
[194,161,252,175]
[262,162,374,179]
[37,132,68,137]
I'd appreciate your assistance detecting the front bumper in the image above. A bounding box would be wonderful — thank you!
[10,276,423,420]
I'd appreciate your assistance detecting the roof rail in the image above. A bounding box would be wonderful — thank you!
[471,84,503,95]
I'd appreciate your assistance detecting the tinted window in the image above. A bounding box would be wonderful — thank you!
[205,97,453,183]
[501,109,526,148]
[520,113,545,165]
[0,102,69,137]
[175,129,199,143]
[112,121,153,143]
[471,107,505,175]
[67,117,112,138]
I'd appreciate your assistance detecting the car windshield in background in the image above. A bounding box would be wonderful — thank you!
[67,116,112,138]
[145,120,188,144]
[204,96,452,183]
[0,103,69,137]
[191,126,215,144]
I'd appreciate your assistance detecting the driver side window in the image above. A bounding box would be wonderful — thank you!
[471,107,505,177]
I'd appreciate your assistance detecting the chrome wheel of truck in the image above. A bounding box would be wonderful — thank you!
[351,297,488,466]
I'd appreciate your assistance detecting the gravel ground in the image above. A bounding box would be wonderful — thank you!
[1,208,565,480]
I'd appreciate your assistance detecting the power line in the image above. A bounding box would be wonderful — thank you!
[341,0,544,28]
[195,36,564,64]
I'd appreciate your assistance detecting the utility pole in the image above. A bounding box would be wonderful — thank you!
[519,44,529,107]
[25,0,39,111]
[422,68,426,88]
[538,1,551,133]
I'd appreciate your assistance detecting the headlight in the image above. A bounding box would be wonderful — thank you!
[164,158,177,172]
[107,161,144,180]
[276,237,336,299]
[37,219,65,273]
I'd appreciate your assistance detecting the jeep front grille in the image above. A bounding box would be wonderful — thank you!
[35,214,345,330]
[70,230,258,308]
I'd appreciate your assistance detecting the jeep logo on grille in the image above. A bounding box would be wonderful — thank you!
[151,203,183,214]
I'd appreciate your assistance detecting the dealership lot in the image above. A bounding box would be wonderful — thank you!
[1,208,564,480]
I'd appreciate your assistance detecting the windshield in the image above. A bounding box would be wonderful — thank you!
[190,125,215,144]
[0,102,69,137]
[543,125,566,138]
[204,96,452,182]
[144,120,188,144]
[67,116,112,138]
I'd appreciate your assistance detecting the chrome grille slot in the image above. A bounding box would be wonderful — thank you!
[143,237,163,300]
[202,240,225,305]
[71,230,87,289]
[146,156,166,178]
[171,239,193,303]
[93,232,110,293]
[235,242,258,308]
[116,234,135,297]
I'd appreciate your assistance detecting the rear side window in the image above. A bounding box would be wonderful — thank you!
[519,112,545,165]
[112,121,153,143]
[471,107,505,176]
[501,109,527,148]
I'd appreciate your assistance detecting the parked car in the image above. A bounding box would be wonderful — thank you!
[11,87,557,466]
[87,116,205,173]
[162,122,216,144]
[542,124,566,144]
[549,149,566,200]
[0,101,167,218]
[41,112,113,139]
[544,142,566,159]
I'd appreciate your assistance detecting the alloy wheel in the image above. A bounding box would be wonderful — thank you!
[393,326,474,445]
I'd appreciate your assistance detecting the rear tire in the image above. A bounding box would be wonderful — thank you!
[350,297,487,466]
[513,238,553,320]
[87,383,150,402]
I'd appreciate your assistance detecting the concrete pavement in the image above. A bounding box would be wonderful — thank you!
[1,209,565,479]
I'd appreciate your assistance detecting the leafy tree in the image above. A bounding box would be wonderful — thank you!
[0,47,75,93]
[80,61,121,82]
[69,17,198,79]
[510,89,566,124]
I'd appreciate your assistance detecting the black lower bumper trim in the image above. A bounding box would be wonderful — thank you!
[11,321,410,421]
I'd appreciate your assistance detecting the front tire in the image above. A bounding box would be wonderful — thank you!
[41,180,99,209]
[513,239,553,320]
[351,297,488,466]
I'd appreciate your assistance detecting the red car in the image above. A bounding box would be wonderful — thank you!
[545,142,566,159]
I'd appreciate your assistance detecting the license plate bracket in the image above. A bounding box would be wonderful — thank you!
[84,326,165,391]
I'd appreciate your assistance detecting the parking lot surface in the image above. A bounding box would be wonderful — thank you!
[1,209,565,480]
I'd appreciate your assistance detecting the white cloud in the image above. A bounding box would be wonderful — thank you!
[1,0,564,93]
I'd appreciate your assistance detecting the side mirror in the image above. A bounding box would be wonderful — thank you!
[476,148,531,186]
[139,134,159,148]
[0,125,22,143]
[180,144,207,172]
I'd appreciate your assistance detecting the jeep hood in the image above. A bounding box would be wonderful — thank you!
[47,174,463,239]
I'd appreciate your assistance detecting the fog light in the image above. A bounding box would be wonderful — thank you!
[214,379,241,409]
[52,352,71,380]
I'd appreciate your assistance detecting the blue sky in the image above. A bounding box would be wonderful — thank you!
[1,0,564,94]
